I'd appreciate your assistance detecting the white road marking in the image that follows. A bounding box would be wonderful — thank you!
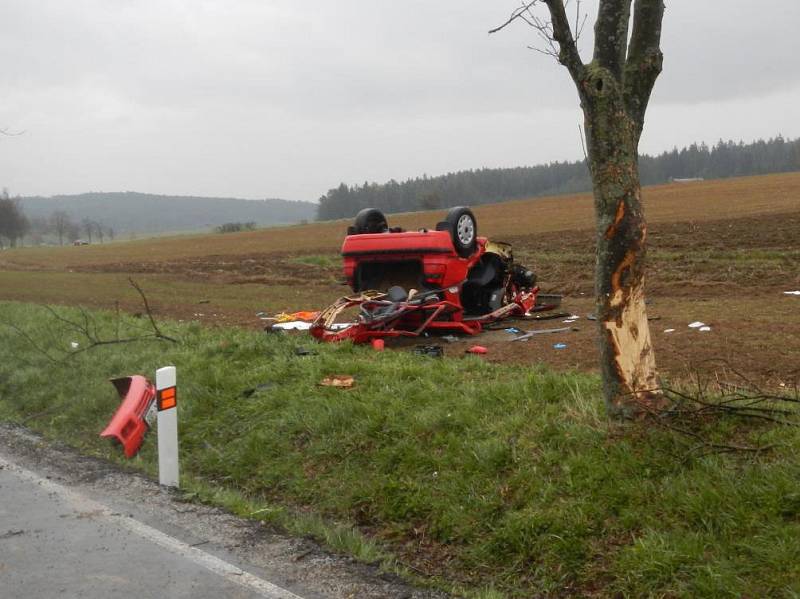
[0,455,304,599]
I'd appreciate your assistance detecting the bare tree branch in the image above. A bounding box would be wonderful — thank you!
[542,0,586,84]
[1,280,178,364]
[623,0,665,137]
[128,277,178,343]
[490,1,587,84]
[0,318,58,363]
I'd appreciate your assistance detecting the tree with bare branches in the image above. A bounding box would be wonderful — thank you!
[492,1,665,416]
[50,211,76,246]
[0,189,30,249]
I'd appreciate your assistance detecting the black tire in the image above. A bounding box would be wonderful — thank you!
[443,206,477,257]
[352,208,388,234]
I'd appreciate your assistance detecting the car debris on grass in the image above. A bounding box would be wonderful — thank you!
[319,375,355,388]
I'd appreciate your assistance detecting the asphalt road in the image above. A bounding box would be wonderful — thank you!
[0,424,442,599]
[0,455,303,599]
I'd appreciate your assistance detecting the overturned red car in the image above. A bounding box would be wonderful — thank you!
[310,206,540,343]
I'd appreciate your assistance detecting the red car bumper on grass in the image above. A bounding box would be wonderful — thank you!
[100,375,156,458]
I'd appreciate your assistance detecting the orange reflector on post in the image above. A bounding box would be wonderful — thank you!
[157,386,177,411]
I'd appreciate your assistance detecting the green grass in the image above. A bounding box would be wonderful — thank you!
[2,300,800,597]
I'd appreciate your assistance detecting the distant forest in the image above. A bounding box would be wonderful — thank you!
[317,136,800,220]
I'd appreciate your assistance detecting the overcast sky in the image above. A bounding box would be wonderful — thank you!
[2,1,799,202]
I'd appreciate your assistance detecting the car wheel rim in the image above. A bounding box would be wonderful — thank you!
[457,215,474,245]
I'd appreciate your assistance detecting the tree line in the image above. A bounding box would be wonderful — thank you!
[317,136,800,220]
[0,189,114,248]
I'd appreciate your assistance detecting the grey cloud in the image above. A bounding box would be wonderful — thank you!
[1,0,798,201]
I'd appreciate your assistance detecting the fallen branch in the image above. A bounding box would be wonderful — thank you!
[1,279,178,363]
[622,368,800,457]
[128,277,178,343]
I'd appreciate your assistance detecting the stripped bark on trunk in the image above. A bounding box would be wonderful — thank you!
[494,1,666,415]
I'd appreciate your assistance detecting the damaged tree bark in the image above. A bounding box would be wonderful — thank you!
[492,0,665,416]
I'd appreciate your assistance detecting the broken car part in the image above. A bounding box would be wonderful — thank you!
[100,375,156,458]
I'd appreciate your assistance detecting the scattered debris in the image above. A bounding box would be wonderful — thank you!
[504,327,522,334]
[698,326,712,332]
[272,321,313,331]
[371,339,385,352]
[553,343,568,350]
[413,345,444,357]
[784,291,800,296]
[70,341,79,349]
[441,335,459,343]
[242,383,277,398]
[319,375,355,389]
[534,293,563,308]
[511,326,571,342]
[275,311,320,323]
[688,321,706,329]
[523,311,571,321]
[587,313,597,321]
[466,345,488,355]
[663,328,676,333]
[294,347,318,356]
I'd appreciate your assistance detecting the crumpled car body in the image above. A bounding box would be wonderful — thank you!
[311,206,540,343]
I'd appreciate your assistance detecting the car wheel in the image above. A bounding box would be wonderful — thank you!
[444,206,477,257]
[353,208,388,234]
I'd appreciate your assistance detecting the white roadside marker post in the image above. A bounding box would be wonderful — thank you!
[155,366,179,488]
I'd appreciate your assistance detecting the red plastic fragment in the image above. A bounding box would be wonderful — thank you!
[466,345,488,355]
[100,375,156,458]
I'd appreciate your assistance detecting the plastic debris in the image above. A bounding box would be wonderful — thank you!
[784,291,800,296]
[272,321,312,331]
[466,345,488,355]
[70,341,79,349]
[371,339,385,351]
[511,326,571,342]
[504,327,522,334]
[294,347,318,356]
[553,343,567,350]
[320,375,355,388]
[242,383,277,398]
[413,345,444,357]
[663,328,676,333]
[275,311,320,323]
[523,311,571,321]
[688,321,706,328]
[698,326,711,332]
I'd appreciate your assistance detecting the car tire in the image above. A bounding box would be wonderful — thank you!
[443,206,477,257]
[353,208,388,234]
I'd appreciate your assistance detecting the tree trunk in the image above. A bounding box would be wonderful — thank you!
[581,64,660,416]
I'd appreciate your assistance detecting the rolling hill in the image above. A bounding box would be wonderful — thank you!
[18,192,316,234]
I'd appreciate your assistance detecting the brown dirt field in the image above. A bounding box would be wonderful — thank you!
[1,171,799,271]
[1,172,798,388]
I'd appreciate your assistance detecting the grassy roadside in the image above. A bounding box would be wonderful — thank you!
[2,300,800,597]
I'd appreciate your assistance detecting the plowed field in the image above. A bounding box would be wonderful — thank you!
[2,172,798,387]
